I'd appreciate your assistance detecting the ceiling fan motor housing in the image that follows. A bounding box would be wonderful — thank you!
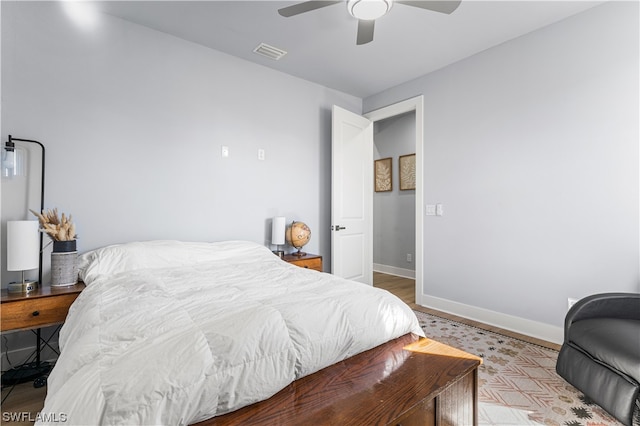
[347,0,393,20]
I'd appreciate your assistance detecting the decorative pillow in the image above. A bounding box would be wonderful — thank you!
[78,240,272,284]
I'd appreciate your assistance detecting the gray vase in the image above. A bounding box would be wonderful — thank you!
[51,240,78,287]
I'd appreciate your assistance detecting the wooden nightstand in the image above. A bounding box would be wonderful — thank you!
[1,283,85,332]
[283,253,323,272]
[1,283,85,387]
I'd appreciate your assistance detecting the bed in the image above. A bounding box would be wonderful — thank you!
[36,240,426,425]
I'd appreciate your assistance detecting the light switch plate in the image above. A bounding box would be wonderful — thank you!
[425,205,436,216]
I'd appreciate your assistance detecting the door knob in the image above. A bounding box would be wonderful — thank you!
[334,225,346,231]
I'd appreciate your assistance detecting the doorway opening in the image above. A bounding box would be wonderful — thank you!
[372,112,416,302]
[365,96,424,306]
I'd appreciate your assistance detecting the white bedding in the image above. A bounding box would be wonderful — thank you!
[38,241,423,425]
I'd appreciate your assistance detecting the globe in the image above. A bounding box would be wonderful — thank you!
[286,221,311,256]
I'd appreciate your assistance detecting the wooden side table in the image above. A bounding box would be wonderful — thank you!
[1,283,85,387]
[283,253,323,272]
[1,283,85,332]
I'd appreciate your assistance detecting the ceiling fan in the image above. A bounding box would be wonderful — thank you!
[278,0,462,45]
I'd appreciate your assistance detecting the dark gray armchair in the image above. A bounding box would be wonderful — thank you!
[556,293,640,426]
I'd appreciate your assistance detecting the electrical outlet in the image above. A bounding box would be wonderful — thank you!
[258,149,265,160]
[407,253,412,263]
[567,298,578,311]
[221,146,229,158]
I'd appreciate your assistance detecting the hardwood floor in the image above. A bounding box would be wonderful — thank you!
[1,379,45,425]
[373,271,561,351]
[373,272,416,305]
[1,272,559,423]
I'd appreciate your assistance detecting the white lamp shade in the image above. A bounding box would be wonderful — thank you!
[7,220,40,271]
[272,217,286,245]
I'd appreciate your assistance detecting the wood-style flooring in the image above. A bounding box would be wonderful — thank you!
[0,378,45,424]
[1,272,559,423]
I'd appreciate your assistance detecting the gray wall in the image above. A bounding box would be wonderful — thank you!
[364,1,639,329]
[373,112,416,275]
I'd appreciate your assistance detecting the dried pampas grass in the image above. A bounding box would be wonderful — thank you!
[30,208,77,241]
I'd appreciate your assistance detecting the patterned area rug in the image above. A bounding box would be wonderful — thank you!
[414,310,627,426]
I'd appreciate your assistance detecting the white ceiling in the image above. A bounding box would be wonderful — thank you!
[95,1,605,98]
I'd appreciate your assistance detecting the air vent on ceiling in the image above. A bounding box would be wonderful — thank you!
[253,43,287,61]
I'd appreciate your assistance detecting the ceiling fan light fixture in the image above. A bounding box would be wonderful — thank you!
[347,0,393,21]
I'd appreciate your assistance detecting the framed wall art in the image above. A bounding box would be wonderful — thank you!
[399,154,416,190]
[374,157,392,192]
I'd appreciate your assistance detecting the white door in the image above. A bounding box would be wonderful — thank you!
[331,105,373,285]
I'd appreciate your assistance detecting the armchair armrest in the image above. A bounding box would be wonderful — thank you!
[564,293,640,341]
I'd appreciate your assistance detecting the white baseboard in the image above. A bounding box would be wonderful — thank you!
[1,344,59,372]
[373,264,415,279]
[419,294,564,345]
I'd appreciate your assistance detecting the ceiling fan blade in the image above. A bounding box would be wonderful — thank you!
[278,1,342,17]
[396,0,462,14]
[356,19,375,45]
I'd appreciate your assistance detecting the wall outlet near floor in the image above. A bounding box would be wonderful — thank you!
[406,253,412,263]
[567,298,578,311]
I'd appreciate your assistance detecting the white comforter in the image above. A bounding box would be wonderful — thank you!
[38,241,423,425]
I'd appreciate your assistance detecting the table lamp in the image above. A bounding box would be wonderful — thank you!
[7,220,40,293]
[272,216,286,258]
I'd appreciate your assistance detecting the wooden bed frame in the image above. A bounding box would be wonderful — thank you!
[195,333,482,425]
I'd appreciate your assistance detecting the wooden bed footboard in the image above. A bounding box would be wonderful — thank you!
[195,333,482,425]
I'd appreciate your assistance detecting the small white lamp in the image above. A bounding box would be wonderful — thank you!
[7,220,40,293]
[272,216,286,258]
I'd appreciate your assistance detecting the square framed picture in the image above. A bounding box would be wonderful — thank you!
[374,157,392,192]
[399,154,416,190]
